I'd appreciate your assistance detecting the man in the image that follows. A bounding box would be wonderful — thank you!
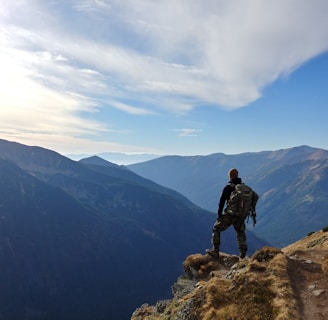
[206,168,248,259]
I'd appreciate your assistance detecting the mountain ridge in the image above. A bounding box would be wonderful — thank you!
[66,151,160,165]
[128,145,328,247]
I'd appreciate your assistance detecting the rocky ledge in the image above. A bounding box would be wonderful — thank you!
[132,229,328,320]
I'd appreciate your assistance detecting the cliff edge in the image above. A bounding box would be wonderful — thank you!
[132,228,328,320]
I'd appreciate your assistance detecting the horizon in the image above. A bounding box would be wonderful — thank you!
[2,137,325,165]
[65,143,326,165]
[1,1,328,156]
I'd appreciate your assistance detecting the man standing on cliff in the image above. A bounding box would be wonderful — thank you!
[206,168,248,259]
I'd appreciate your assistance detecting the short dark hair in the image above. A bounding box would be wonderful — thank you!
[228,168,238,179]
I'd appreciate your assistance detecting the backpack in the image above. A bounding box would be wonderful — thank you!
[224,183,259,221]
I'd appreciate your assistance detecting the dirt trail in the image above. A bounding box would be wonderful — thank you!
[287,249,328,320]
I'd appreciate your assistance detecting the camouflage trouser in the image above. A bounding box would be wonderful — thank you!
[211,213,247,255]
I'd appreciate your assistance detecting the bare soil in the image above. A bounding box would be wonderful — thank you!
[287,249,328,320]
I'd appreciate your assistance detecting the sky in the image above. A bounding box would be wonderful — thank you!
[1,0,328,159]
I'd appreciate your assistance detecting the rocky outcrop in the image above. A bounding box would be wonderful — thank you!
[132,229,328,320]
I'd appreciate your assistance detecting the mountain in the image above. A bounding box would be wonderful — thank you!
[128,146,328,247]
[0,158,113,319]
[132,226,328,320]
[0,139,266,320]
[66,151,160,165]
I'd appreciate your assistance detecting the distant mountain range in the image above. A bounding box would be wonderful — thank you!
[0,139,265,320]
[128,145,328,247]
[66,151,160,165]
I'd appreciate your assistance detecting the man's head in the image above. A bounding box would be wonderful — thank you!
[228,168,239,179]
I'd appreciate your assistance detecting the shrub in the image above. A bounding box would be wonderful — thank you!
[183,254,219,279]
[251,247,282,262]
[322,226,328,232]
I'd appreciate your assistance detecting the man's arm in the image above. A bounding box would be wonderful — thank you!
[217,185,230,217]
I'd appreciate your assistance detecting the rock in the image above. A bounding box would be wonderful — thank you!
[156,300,170,314]
[308,284,316,291]
[313,289,325,297]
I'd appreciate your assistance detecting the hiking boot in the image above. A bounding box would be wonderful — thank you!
[206,249,220,258]
[239,252,246,259]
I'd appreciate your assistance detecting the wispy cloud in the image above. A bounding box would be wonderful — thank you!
[1,0,328,153]
[73,0,112,12]
[172,128,202,137]
[3,1,328,109]
[109,101,154,115]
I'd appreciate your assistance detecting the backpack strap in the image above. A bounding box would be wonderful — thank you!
[228,182,236,189]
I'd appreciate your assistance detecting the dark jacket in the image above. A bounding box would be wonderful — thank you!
[218,177,242,216]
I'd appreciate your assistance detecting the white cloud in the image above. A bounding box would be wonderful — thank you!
[108,101,154,115]
[73,0,112,12]
[172,128,202,137]
[0,49,106,137]
[0,132,159,156]
[1,0,328,153]
[3,1,328,110]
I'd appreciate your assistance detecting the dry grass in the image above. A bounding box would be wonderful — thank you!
[322,256,328,278]
[200,247,299,320]
[198,275,276,320]
[133,230,328,320]
[283,229,328,254]
[131,304,159,320]
[196,248,288,320]
[183,253,219,278]
[203,277,231,307]
[266,253,299,319]
[251,246,282,262]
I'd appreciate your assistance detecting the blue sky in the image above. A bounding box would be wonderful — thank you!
[1,0,328,158]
